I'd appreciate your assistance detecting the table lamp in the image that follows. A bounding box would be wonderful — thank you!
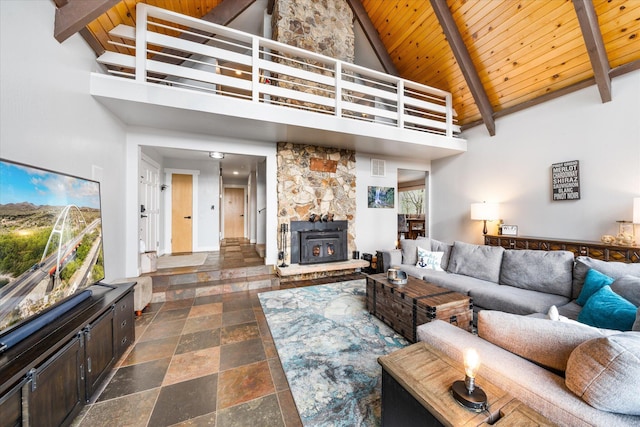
[451,348,487,411]
[470,202,500,235]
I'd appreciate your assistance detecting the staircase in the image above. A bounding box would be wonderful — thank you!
[148,264,276,303]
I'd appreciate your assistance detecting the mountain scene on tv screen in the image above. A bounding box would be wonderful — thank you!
[0,161,104,333]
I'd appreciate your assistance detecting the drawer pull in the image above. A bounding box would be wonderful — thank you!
[121,336,128,345]
[121,319,127,328]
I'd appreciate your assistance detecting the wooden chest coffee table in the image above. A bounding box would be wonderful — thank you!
[366,273,472,342]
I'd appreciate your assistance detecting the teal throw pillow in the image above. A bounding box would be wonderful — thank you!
[576,269,614,306]
[578,286,637,331]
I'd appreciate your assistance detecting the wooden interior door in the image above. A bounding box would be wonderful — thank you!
[224,187,244,238]
[172,174,193,253]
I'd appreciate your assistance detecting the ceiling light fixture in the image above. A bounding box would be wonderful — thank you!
[209,152,224,159]
[233,171,239,175]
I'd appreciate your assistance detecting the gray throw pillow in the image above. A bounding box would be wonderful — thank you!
[478,310,604,372]
[430,238,452,270]
[447,241,504,283]
[566,333,640,415]
[610,275,640,306]
[573,257,640,300]
[400,238,427,265]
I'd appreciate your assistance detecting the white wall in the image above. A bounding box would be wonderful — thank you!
[432,70,640,245]
[0,1,128,281]
[355,154,431,255]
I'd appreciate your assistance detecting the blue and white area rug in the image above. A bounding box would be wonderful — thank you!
[259,279,408,427]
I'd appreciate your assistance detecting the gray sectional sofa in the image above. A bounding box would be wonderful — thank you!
[378,237,638,318]
[378,237,640,426]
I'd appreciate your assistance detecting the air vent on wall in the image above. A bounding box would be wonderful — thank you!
[371,159,386,177]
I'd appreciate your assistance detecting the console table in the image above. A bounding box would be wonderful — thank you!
[378,342,555,427]
[0,282,135,427]
[485,235,640,263]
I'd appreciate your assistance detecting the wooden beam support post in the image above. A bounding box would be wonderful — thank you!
[346,0,399,76]
[429,0,495,136]
[572,0,611,103]
[200,0,256,26]
[54,0,120,43]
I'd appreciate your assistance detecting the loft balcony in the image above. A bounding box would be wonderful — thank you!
[90,4,466,159]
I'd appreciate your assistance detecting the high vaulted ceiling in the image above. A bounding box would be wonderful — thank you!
[54,0,640,136]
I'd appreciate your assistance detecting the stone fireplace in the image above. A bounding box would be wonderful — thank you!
[290,220,348,264]
[277,143,356,265]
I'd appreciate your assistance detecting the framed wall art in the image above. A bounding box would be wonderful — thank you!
[368,186,394,208]
[501,225,518,236]
[551,160,580,201]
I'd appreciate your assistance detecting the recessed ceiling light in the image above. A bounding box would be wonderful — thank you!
[233,171,239,175]
[209,152,224,159]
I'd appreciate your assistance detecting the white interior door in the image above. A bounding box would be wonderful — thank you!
[139,156,160,253]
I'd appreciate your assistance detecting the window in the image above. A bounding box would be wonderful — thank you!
[399,188,425,215]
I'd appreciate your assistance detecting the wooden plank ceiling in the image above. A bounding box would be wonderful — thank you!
[64,0,640,134]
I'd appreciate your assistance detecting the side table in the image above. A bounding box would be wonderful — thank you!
[378,342,556,427]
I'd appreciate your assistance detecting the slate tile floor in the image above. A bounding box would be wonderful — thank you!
[72,240,362,427]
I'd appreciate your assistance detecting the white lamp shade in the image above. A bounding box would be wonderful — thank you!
[634,198,640,224]
[470,202,500,221]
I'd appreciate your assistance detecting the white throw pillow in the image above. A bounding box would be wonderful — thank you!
[547,305,583,326]
[416,247,444,271]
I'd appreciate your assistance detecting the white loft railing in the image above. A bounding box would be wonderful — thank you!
[97,3,460,138]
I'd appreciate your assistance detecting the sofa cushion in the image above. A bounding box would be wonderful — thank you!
[400,238,427,265]
[577,286,637,331]
[380,249,402,272]
[566,333,640,415]
[572,256,640,300]
[416,247,444,271]
[430,238,452,270]
[576,269,615,306]
[556,301,582,320]
[469,285,570,315]
[477,310,605,372]
[420,271,498,296]
[417,320,640,426]
[611,275,640,306]
[499,249,574,297]
[446,241,504,283]
[634,308,640,332]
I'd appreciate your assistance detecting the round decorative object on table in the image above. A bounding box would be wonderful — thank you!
[387,268,408,286]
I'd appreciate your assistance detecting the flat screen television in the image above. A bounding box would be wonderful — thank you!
[0,159,105,341]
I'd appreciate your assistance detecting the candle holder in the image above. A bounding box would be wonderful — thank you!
[451,348,487,412]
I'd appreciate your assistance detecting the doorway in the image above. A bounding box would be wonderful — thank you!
[224,187,245,238]
[397,169,428,241]
[172,173,194,253]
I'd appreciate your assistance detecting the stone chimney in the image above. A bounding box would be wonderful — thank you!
[271,0,355,63]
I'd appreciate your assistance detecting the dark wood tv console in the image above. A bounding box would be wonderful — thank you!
[0,282,135,427]
[484,235,640,262]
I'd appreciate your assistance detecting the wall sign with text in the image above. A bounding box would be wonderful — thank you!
[551,160,580,201]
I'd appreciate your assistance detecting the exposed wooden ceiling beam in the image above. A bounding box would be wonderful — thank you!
[200,0,256,26]
[267,0,275,15]
[429,0,495,136]
[346,0,398,76]
[572,0,611,103]
[54,0,120,43]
